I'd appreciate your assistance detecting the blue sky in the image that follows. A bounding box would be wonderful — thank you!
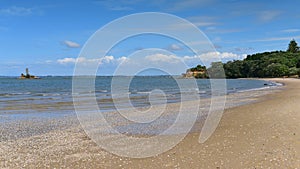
[1,0,300,76]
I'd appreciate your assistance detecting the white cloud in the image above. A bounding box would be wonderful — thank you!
[144,52,246,65]
[117,56,128,63]
[101,55,115,63]
[0,6,33,16]
[57,52,245,66]
[56,52,246,75]
[54,51,248,75]
[183,52,247,65]
[115,53,186,75]
[57,57,77,64]
[281,29,300,33]
[204,27,243,34]
[114,51,246,75]
[168,44,182,51]
[63,40,81,48]
[258,10,281,22]
[45,60,53,64]
[57,56,127,65]
[145,54,181,63]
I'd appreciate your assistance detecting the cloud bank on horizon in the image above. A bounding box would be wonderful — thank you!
[0,0,299,75]
[52,51,246,75]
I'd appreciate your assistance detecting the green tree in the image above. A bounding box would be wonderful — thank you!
[288,67,298,76]
[187,40,300,78]
[223,60,244,78]
[190,65,206,72]
[287,39,299,53]
[296,59,300,68]
[207,62,225,78]
[263,63,289,77]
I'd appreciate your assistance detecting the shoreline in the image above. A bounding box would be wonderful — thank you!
[0,78,282,139]
[1,78,299,168]
[1,78,280,116]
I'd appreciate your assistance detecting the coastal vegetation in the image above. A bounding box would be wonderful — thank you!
[185,40,300,78]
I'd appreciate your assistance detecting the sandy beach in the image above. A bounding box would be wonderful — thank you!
[0,78,299,168]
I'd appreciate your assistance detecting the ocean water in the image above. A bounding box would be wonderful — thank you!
[0,76,279,120]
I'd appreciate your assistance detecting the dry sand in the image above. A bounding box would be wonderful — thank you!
[0,78,299,168]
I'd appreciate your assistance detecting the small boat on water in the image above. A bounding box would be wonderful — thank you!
[19,68,40,79]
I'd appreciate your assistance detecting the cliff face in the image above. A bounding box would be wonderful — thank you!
[182,69,207,78]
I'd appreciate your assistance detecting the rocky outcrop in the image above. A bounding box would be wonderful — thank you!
[19,68,40,79]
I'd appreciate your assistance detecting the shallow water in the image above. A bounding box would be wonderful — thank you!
[0,76,282,138]
[0,76,279,120]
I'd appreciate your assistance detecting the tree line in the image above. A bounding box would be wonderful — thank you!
[188,40,300,78]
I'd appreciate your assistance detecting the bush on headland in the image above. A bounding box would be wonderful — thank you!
[185,40,300,78]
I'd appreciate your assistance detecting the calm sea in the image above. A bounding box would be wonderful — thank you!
[0,76,279,120]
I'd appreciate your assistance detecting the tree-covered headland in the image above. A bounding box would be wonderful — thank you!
[185,40,300,78]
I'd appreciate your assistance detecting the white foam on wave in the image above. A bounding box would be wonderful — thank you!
[136,91,151,94]
[237,86,271,93]
[236,80,282,93]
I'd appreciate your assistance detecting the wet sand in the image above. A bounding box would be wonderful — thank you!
[0,78,299,168]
